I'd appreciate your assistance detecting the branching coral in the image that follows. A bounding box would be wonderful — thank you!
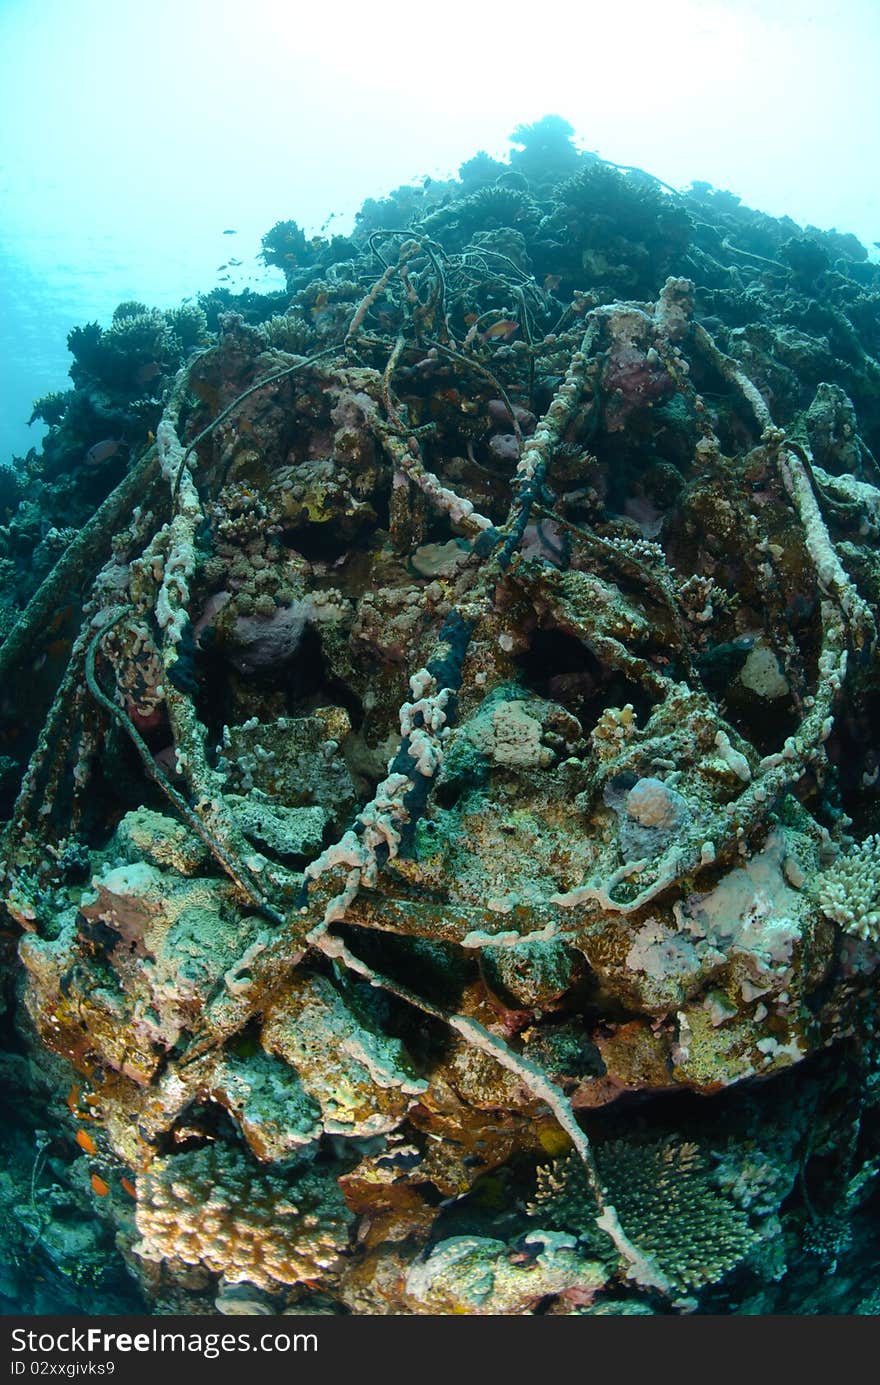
[134,1144,351,1292]
[529,1140,757,1297]
[3,131,880,1317]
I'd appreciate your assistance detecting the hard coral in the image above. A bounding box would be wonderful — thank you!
[530,1140,757,1295]
[4,124,880,1318]
[817,834,880,941]
[134,1145,351,1292]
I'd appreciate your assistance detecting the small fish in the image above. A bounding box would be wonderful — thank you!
[228,257,242,266]
[482,319,519,342]
[85,437,128,467]
[90,1173,110,1196]
[120,1176,137,1199]
[543,274,562,292]
[216,263,228,271]
[463,312,478,326]
[48,604,73,634]
[134,360,161,387]
[222,229,237,235]
[66,1084,80,1114]
[76,1129,98,1155]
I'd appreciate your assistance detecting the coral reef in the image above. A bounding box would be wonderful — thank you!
[133,1145,351,1294]
[817,833,880,941]
[2,117,880,1315]
[529,1138,759,1302]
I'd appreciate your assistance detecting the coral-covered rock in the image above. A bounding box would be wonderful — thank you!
[4,127,880,1318]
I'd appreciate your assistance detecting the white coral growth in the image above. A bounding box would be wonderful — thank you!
[817,834,880,941]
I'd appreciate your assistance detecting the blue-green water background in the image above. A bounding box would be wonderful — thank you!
[2,0,879,464]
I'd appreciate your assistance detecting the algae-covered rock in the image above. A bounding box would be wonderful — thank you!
[261,974,427,1138]
[404,1234,606,1314]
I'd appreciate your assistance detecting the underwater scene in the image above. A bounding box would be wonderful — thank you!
[1,5,880,1320]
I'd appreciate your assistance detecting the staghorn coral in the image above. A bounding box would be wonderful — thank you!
[817,834,880,941]
[134,1144,351,1292]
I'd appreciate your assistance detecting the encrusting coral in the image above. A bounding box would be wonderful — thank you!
[1,115,880,1314]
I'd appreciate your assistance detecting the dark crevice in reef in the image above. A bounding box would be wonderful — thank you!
[517,627,660,729]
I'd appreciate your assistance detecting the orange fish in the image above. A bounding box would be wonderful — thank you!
[121,1177,137,1199]
[90,1173,110,1196]
[76,1129,98,1155]
[483,319,519,342]
[66,1084,80,1114]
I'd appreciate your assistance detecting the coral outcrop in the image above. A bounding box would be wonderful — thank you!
[2,116,880,1314]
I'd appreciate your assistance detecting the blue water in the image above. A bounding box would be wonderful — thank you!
[3,0,878,468]
[0,222,283,463]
